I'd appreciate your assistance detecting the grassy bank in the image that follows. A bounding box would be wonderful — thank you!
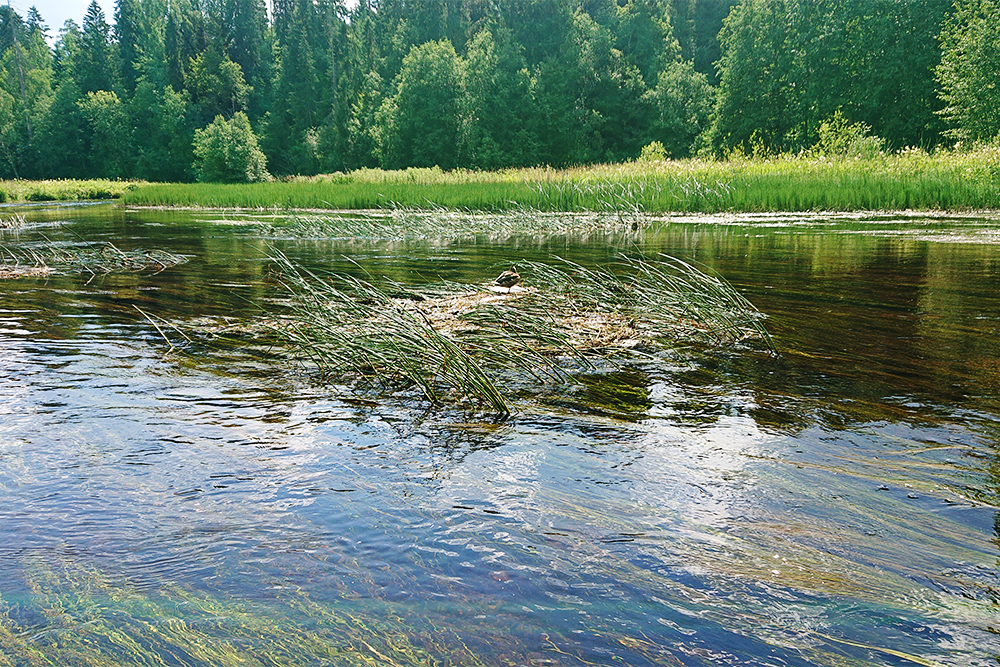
[1,179,141,203]
[121,148,1000,212]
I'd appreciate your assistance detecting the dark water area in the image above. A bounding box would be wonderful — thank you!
[1,204,998,666]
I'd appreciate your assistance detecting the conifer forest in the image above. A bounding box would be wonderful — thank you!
[1,0,998,182]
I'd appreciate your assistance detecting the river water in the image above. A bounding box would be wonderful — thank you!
[0,204,997,666]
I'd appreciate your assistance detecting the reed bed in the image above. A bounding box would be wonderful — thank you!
[266,251,772,414]
[254,207,643,242]
[0,212,26,229]
[0,178,140,203]
[122,147,1000,212]
[0,239,186,279]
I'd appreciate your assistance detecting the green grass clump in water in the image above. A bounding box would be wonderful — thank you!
[0,179,141,203]
[121,147,1000,212]
[266,251,772,414]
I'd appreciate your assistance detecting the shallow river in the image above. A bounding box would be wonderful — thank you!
[0,204,998,666]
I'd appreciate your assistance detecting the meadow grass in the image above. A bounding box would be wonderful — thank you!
[0,179,141,203]
[121,147,1000,212]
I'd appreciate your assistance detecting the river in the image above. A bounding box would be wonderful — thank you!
[0,204,997,665]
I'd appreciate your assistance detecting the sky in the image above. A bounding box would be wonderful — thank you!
[8,0,116,36]
[12,0,358,39]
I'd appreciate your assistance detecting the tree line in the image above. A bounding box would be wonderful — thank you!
[0,0,997,182]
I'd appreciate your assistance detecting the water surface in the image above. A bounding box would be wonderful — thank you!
[1,205,997,666]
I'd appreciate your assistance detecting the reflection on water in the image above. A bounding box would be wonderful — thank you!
[0,205,998,665]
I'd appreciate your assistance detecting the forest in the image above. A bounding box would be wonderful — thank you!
[0,0,998,182]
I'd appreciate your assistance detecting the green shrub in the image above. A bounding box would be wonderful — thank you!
[638,141,668,162]
[192,112,271,183]
[812,112,886,159]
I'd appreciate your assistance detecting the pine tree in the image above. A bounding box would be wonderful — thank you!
[114,0,142,94]
[78,0,115,94]
[26,6,47,38]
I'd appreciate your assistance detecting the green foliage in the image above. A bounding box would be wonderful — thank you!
[78,89,131,178]
[710,0,950,154]
[192,112,269,183]
[262,0,340,175]
[672,0,738,85]
[462,28,537,170]
[131,81,195,181]
[164,0,207,92]
[78,0,114,94]
[0,0,984,181]
[113,0,142,94]
[378,40,465,170]
[531,8,651,165]
[614,0,678,85]
[34,81,90,178]
[645,59,713,158]
[0,28,53,177]
[936,0,1000,144]
[187,46,252,124]
[811,112,886,159]
[638,141,667,162]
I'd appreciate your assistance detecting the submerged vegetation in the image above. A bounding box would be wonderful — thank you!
[251,250,772,414]
[122,147,1000,212]
[0,555,489,667]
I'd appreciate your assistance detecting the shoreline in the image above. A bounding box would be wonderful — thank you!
[4,150,999,213]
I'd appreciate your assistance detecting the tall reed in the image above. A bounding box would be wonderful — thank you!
[122,147,1000,212]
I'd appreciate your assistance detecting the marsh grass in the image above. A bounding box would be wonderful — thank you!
[0,179,140,203]
[252,207,643,242]
[263,251,772,414]
[123,148,1000,212]
[0,239,186,279]
[0,212,26,229]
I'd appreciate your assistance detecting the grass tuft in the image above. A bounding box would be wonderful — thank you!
[0,239,186,279]
[263,250,772,414]
[0,213,26,229]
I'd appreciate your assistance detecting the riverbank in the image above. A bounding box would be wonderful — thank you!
[121,148,1000,212]
[6,147,999,212]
